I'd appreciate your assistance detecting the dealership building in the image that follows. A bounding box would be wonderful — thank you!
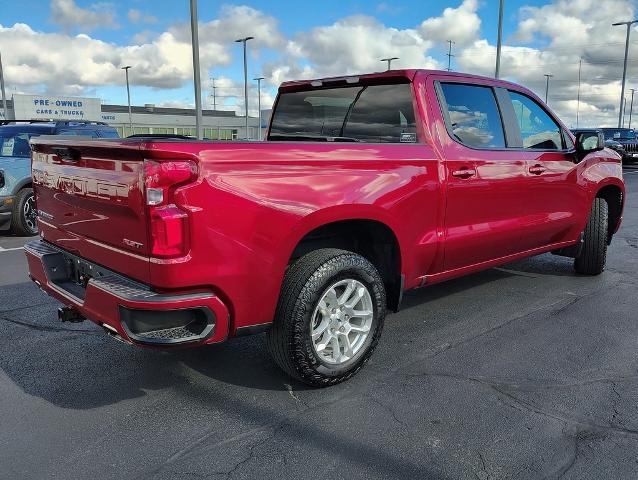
[2,94,265,139]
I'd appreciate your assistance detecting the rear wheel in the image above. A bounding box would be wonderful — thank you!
[10,188,38,237]
[266,248,386,387]
[574,198,608,275]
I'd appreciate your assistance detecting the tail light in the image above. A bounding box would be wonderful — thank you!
[143,159,198,258]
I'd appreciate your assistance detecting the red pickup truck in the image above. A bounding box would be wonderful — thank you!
[26,69,625,386]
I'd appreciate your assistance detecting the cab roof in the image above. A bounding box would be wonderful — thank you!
[278,68,527,93]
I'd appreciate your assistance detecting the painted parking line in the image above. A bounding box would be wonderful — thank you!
[0,246,25,253]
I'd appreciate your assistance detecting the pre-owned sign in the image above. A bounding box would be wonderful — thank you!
[12,94,102,121]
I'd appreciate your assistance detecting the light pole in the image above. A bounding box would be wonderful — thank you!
[623,96,628,127]
[544,74,553,104]
[630,88,636,129]
[380,57,399,71]
[0,51,7,120]
[210,77,217,111]
[254,77,265,141]
[121,66,133,132]
[446,40,455,71]
[576,59,582,127]
[612,20,638,128]
[495,0,504,78]
[235,36,254,139]
[190,0,203,139]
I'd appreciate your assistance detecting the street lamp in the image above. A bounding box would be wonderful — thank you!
[0,51,7,120]
[612,20,638,128]
[190,0,203,139]
[630,88,636,129]
[495,0,504,78]
[380,57,399,71]
[235,36,254,139]
[254,77,265,141]
[544,74,553,104]
[0,53,7,121]
[121,66,133,132]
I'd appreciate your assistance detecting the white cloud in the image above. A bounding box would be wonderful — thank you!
[202,77,276,117]
[4,0,637,127]
[454,0,638,127]
[49,0,118,32]
[0,5,282,94]
[262,15,439,85]
[419,0,481,46]
[127,9,158,25]
[169,5,285,51]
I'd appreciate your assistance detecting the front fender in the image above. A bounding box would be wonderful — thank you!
[580,154,625,235]
[0,157,32,196]
[581,156,625,197]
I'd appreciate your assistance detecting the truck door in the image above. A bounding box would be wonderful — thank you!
[504,90,586,251]
[432,80,528,271]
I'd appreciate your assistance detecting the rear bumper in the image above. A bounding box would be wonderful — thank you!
[25,240,230,347]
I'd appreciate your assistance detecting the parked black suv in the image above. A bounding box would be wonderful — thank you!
[601,128,638,164]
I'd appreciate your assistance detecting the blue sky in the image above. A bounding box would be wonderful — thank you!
[1,0,638,126]
[0,1,541,104]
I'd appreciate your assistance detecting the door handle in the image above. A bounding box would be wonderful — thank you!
[529,164,546,175]
[451,168,476,179]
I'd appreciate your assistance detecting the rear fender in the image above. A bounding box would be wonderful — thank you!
[279,205,405,273]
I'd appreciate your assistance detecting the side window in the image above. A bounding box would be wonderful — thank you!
[343,84,416,143]
[439,83,506,148]
[508,91,563,150]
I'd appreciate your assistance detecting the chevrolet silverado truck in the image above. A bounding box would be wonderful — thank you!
[25,70,625,386]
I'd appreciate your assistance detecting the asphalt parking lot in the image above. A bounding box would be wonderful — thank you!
[1,168,637,480]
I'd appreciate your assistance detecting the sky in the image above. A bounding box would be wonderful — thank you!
[1,0,638,127]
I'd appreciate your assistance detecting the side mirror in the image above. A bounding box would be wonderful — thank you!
[575,131,604,161]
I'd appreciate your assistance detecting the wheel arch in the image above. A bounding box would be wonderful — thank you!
[595,183,623,242]
[14,178,33,194]
[285,212,404,312]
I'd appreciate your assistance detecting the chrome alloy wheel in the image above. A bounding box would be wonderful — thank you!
[310,279,374,365]
[24,194,37,234]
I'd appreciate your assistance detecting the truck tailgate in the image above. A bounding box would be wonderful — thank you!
[30,137,151,283]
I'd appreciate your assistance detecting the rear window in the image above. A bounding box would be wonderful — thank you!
[0,133,33,158]
[97,129,120,138]
[269,83,416,143]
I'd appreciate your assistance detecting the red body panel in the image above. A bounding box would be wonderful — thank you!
[27,69,625,345]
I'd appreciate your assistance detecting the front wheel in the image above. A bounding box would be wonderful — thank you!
[266,249,386,387]
[11,188,38,237]
[574,198,608,275]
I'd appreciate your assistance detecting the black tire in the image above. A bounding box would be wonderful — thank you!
[10,188,38,237]
[574,198,608,275]
[266,248,386,387]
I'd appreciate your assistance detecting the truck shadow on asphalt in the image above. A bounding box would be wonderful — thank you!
[0,253,580,411]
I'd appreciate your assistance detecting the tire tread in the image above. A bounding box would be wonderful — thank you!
[266,248,385,387]
[574,198,608,275]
